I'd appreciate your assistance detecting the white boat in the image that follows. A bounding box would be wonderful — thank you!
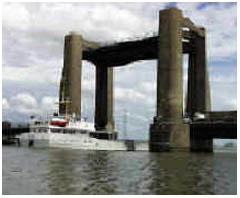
[17,113,130,150]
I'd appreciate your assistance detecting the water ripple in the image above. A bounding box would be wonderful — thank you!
[2,146,237,195]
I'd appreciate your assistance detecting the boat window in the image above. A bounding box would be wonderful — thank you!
[53,112,58,116]
[69,130,75,134]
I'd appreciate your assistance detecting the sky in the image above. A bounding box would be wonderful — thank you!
[2,2,237,140]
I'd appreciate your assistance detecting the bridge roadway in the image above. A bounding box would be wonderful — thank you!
[190,121,236,139]
[190,111,237,152]
[190,111,237,139]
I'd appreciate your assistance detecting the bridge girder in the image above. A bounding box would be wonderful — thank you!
[82,35,192,67]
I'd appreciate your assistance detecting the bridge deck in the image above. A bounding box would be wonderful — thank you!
[82,36,191,66]
[190,111,237,140]
[190,122,236,139]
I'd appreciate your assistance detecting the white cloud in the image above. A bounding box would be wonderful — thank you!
[5,93,59,116]
[2,98,10,110]
[3,3,31,31]
[41,96,57,108]
[210,82,237,111]
[115,87,145,102]
[137,81,156,96]
[9,93,38,114]
[3,3,157,43]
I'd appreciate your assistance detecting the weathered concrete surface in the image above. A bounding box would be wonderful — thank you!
[59,33,83,116]
[150,122,190,151]
[82,39,99,51]
[182,17,205,37]
[186,28,211,116]
[190,137,213,152]
[150,7,190,152]
[95,66,114,131]
[156,7,183,120]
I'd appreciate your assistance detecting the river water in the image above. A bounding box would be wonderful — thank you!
[2,145,236,195]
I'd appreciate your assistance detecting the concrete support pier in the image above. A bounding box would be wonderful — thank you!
[190,124,213,152]
[190,137,213,152]
[150,7,190,152]
[186,28,211,116]
[95,66,115,132]
[186,29,212,152]
[59,32,83,116]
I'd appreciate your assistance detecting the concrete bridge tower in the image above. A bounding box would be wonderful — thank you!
[150,7,211,152]
[150,7,190,151]
[59,32,83,117]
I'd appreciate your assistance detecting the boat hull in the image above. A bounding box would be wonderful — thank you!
[18,132,130,151]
